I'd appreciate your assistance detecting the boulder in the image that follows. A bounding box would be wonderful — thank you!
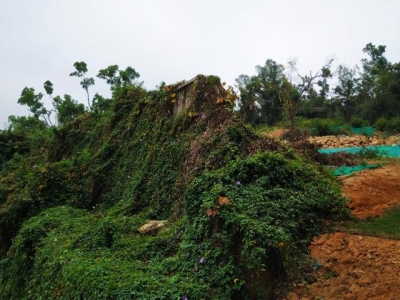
[138,220,167,236]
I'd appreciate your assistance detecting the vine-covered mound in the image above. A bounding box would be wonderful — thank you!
[0,76,348,299]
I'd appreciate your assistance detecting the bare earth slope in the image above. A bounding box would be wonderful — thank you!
[292,163,400,300]
[342,163,400,219]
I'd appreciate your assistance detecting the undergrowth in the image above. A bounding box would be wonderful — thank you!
[0,75,349,299]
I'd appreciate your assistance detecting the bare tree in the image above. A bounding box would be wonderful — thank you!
[280,58,334,130]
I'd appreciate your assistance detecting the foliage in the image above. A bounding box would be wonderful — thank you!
[17,87,53,126]
[305,118,347,136]
[236,60,285,126]
[70,61,95,110]
[350,117,367,128]
[53,94,86,125]
[237,43,400,128]
[374,117,400,133]
[0,75,349,298]
[97,65,141,97]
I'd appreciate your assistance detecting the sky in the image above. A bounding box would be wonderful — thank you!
[1,0,399,127]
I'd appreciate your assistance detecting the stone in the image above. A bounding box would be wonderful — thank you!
[138,220,167,235]
[287,292,299,300]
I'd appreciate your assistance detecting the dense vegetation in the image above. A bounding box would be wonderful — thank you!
[237,43,400,132]
[0,73,349,299]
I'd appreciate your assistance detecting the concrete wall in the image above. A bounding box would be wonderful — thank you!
[173,76,196,117]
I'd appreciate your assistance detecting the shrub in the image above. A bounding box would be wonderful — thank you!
[350,117,367,128]
[374,117,389,131]
[308,118,347,136]
[374,117,400,133]
[0,76,349,299]
[387,117,400,133]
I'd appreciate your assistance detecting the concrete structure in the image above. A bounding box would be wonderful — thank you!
[173,76,197,117]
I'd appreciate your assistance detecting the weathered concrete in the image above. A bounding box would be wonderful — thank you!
[173,76,197,117]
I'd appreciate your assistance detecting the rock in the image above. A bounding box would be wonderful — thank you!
[287,292,299,300]
[349,283,360,294]
[137,220,167,235]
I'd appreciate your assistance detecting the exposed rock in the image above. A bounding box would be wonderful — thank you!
[137,220,167,235]
[286,292,299,300]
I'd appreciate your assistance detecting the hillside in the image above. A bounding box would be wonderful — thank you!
[0,76,348,299]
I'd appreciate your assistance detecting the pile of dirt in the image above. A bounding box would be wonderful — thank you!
[288,163,400,300]
[302,232,400,300]
[341,164,400,219]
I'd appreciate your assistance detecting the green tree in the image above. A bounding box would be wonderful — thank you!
[92,93,112,113]
[97,65,140,95]
[236,74,260,125]
[7,115,46,134]
[53,95,85,125]
[236,59,285,125]
[70,61,95,110]
[332,65,360,121]
[356,43,400,122]
[17,87,53,126]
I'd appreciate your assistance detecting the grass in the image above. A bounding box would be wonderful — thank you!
[339,205,400,240]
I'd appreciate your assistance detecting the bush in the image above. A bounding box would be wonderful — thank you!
[374,117,389,131]
[308,119,347,136]
[0,76,350,299]
[387,117,400,133]
[350,117,367,128]
[374,117,400,133]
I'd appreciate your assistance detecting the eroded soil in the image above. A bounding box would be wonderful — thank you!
[290,163,400,300]
[341,163,400,219]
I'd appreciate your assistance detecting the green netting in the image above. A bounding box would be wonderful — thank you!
[319,145,400,157]
[333,165,378,176]
[349,126,375,136]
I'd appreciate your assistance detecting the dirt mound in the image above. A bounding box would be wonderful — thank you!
[341,163,400,219]
[290,163,400,300]
[302,233,400,300]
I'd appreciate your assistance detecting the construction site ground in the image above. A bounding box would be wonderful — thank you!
[289,163,400,300]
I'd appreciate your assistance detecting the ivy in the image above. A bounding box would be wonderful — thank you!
[0,76,349,299]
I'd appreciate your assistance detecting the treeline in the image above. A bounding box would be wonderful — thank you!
[4,43,400,135]
[236,43,400,131]
[7,62,140,131]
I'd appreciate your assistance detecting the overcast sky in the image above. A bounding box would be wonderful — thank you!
[1,0,399,127]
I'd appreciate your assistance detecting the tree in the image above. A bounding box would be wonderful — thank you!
[97,65,140,95]
[7,115,46,133]
[92,93,112,113]
[70,61,95,110]
[17,87,53,127]
[355,43,400,122]
[52,95,85,125]
[236,74,260,125]
[332,65,360,121]
[282,58,334,130]
[236,59,285,125]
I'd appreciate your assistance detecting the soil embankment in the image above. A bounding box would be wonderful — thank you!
[290,163,400,300]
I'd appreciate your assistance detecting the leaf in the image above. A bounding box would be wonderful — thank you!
[218,196,230,206]
[206,206,217,217]
[188,111,198,118]
[216,97,224,104]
